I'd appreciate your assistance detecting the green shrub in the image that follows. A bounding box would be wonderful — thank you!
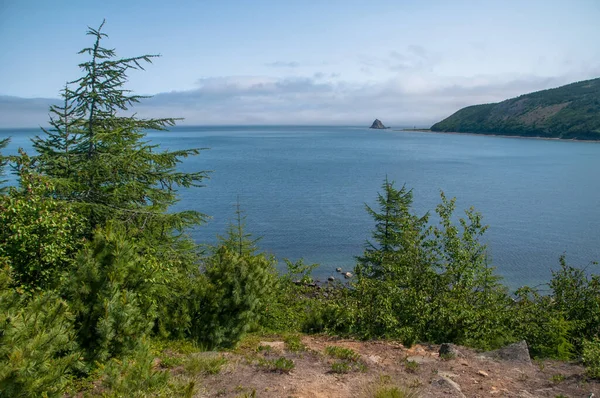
[283,334,306,352]
[257,357,295,373]
[65,225,156,365]
[0,266,79,397]
[96,342,171,397]
[0,164,84,292]
[330,361,351,374]
[191,246,278,348]
[582,339,600,379]
[325,345,360,361]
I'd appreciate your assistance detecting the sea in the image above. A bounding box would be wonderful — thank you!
[1,125,599,290]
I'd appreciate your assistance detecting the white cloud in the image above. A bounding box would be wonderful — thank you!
[1,71,597,128]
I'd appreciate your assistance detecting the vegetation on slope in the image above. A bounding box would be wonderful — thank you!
[431,78,600,140]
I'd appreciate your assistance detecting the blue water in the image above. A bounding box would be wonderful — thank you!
[1,126,599,290]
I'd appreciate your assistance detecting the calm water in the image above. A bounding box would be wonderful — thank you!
[2,126,599,289]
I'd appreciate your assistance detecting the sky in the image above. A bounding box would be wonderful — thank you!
[1,0,599,127]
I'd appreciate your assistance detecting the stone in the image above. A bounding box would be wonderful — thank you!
[406,355,436,364]
[369,119,388,129]
[477,370,489,377]
[480,340,531,365]
[327,276,335,282]
[343,272,353,279]
[439,343,463,358]
[335,267,342,272]
[431,376,466,398]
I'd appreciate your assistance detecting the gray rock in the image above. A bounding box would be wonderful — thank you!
[343,272,353,279]
[369,119,388,129]
[480,340,531,365]
[431,376,466,398]
[327,276,335,282]
[335,267,342,272]
[439,343,463,358]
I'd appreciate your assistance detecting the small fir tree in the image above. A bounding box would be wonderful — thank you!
[356,177,430,281]
[218,199,261,256]
[0,266,79,397]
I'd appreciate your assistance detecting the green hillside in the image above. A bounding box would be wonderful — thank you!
[431,78,600,140]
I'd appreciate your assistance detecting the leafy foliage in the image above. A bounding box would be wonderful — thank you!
[0,138,8,194]
[336,179,512,348]
[431,78,600,140]
[0,154,84,291]
[582,339,600,379]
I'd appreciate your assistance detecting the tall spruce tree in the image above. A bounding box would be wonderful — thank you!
[32,20,208,233]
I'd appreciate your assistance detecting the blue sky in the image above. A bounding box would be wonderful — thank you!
[1,0,599,127]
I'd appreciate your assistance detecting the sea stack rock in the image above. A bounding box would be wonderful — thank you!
[369,119,387,129]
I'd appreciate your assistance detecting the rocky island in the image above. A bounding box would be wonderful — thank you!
[369,119,389,129]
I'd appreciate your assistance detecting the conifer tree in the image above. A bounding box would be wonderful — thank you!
[32,85,80,182]
[32,20,208,233]
[0,266,79,397]
[193,207,277,348]
[218,199,261,256]
[356,177,430,281]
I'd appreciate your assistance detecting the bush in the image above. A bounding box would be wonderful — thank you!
[65,225,156,365]
[96,342,172,398]
[0,163,84,292]
[257,357,295,373]
[0,266,79,397]
[325,346,360,361]
[582,339,600,379]
[191,246,278,348]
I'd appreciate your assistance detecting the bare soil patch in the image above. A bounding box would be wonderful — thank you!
[164,335,600,397]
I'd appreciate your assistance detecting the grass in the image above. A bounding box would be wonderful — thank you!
[325,345,360,361]
[283,334,306,352]
[550,373,565,383]
[326,346,367,373]
[183,354,228,375]
[372,386,420,398]
[404,359,419,373]
[257,357,295,373]
[331,360,352,374]
[256,344,273,353]
[363,376,420,398]
[439,352,456,361]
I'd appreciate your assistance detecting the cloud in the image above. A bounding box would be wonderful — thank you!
[265,61,300,68]
[0,96,59,128]
[0,72,596,128]
[360,45,442,73]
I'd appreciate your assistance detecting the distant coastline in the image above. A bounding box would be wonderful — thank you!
[396,128,600,143]
[397,128,431,132]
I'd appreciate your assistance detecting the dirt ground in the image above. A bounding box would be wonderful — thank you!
[166,335,600,398]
